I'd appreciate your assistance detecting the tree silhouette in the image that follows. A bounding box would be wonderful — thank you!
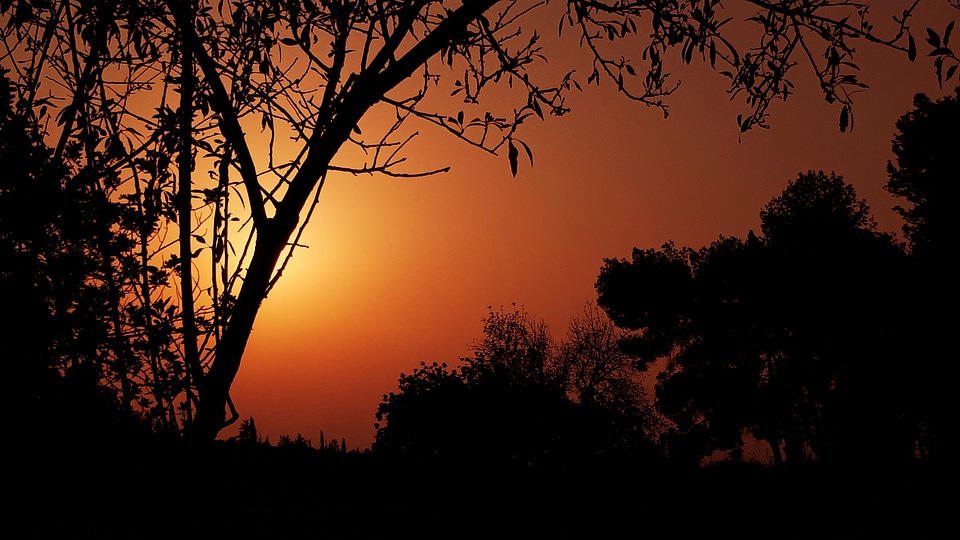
[465,305,563,388]
[0,68,165,443]
[886,88,960,263]
[2,0,956,440]
[758,173,914,464]
[374,307,570,465]
[373,361,470,460]
[375,305,659,467]
[884,89,959,462]
[598,172,915,465]
[561,303,640,411]
[0,68,104,378]
[235,416,261,445]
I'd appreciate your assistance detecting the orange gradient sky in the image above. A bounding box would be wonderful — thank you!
[223,3,957,448]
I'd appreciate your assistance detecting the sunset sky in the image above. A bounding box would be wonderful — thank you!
[223,2,957,448]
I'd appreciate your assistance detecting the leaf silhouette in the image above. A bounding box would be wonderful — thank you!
[508,139,519,177]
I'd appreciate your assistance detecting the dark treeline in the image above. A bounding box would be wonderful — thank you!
[374,89,958,470]
[373,303,663,471]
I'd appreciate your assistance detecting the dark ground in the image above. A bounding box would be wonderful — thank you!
[14,439,954,539]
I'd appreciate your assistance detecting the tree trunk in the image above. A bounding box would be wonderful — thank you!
[188,223,287,440]
[176,1,203,415]
[185,0,501,441]
[767,437,784,467]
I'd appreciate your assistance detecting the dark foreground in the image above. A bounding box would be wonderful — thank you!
[14,439,953,539]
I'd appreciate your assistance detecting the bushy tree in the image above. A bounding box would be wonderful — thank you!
[886,88,960,263]
[375,307,573,466]
[560,303,657,424]
[0,68,106,377]
[375,305,658,467]
[463,305,563,389]
[598,172,914,465]
[0,68,165,442]
[883,89,959,462]
[235,416,261,445]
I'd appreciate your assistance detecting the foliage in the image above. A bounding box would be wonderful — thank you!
[886,88,960,262]
[597,172,918,465]
[277,433,313,450]
[923,20,959,89]
[463,305,563,388]
[2,0,956,440]
[373,307,574,464]
[883,89,959,462]
[595,242,695,363]
[560,302,651,417]
[234,416,261,445]
[373,361,471,458]
[0,68,176,441]
[0,68,108,376]
[760,172,876,247]
[374,305,659,466]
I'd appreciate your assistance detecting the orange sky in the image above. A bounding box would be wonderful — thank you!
[225,2,957,449]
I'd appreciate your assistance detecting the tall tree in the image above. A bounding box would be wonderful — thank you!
[2,0,956,440]
[886,88,960,263]
[884,89,959,462]
[0,67,164,442]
